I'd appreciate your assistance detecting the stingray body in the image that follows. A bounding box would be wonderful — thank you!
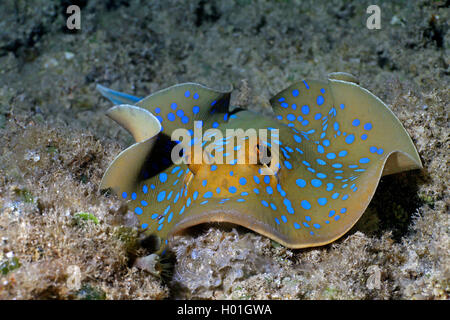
[98,73,422,253]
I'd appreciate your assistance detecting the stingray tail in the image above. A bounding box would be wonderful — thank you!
[96,84,142,105]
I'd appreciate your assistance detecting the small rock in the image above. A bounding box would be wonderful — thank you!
[66,265,82,291]
[64,52,75,60]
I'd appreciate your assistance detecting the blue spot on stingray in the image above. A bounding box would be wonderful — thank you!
[339,150,348,157]
[264,176,270,184]
[352,119,360,126]
[200,200,208,205]
[204,191,213,198]
[168,212,173,223]
[301,200,311,210]
[239,177,247,185]
[303,222,310,228]
[342,194,349,200]
[230,171,234,176]
[184,90,190,97]
[341,208,347,213]
[333,122,339,131]
[287,114,296,121]
[303,80,310,89]
[315,113,322,120]
[370,146,377,153]
[122,192,127,199]
[291,104,297,110]
[193,92,199,99]
[326,153,336,160]
[334,215,340,221]
[253,188,260,194]
[281,102,289,108]
[275,218,280,225]
[141,200,148,207]
[296,179,306,188]
[364,123,373,130]
[317,173,327,179]
[318,198,327,206]
[377,148,384,154]
[167,113,175,121]
[311,179,322,187]
[186,197,192,207]
[135,207,143,215]
[332,163,343,168]
[340,104,345,109]
[332,193,340,199]
[157,224,163,231]
[211,165,217,171]
[212,122,219,128]
[266,186,273,194]
[326,183,334,191]
[328,210,336,218]
[284,161,292,169]
[179,205,185,215]
[317,96,324,105]
[314,223,321,229]
[345,134,355,144]
[302,120,309,126]
[294,135,302,143]
[253,176,260,184]
[294,222,300,229]
[176,109,184,117]
[229,186,237,193]
[320,88,325,94]
[318,145,324,154]
[271,203,277,211]
[216,187,221,194]
[154,108,160,114]
[317,159,326,165]
[142,223,148,229]
[171,103,177,110]
[157,191,165,202]
[323,139,330,147]
[131,192,137,200]
[361,134,368,140]
[301,105,310,115]
[202,180,207,187]
[193,106,200,114]
[182,116,189,124]
[174,192,180,203]
[281,215,287,222]
[292,89,299,96]
[359,157,370,164]
[261,200,269,207]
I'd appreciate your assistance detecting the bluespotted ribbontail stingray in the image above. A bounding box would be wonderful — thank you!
[98,72,422,255]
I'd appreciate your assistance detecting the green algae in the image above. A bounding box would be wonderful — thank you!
[73,212,99,225]
[1,257,21,275]
[76,284,106,300]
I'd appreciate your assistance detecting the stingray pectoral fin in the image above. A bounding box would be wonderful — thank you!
[328,79,422,175]
[100,136,158,195]
[136,83,232,135]
[96,84,142,105]
[106,104,162,142]
[100,105,161,194]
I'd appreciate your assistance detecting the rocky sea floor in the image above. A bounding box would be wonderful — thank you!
[0,0,448,299]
